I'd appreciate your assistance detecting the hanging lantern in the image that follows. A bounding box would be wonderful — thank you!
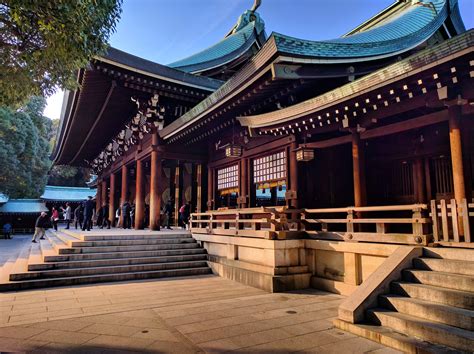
[225,144,242,158]
[295,146,314,162]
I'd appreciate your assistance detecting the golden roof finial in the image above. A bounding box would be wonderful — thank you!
[251,0,261,12]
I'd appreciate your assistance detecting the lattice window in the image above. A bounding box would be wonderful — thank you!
[253,151,287,184]
[217,164,239,191]
[430,156,453,196]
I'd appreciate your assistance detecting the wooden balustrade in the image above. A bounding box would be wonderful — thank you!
[301,204,431,245]
[430,198,473,245]
[190,206,304,239]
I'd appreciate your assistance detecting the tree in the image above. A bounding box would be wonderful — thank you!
[0,96,51,198]
[0,0,122,107]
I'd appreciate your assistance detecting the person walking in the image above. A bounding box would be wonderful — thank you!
[51,207,59,231]
[32,212,48,243]
[101,203,110,229]
[3,222,12,239]
[179,203,187,229]
[82,196,94,231]
[74,204,84,229]
[163,199,173,229]
[121,200,131,229]
[61,203,72,230]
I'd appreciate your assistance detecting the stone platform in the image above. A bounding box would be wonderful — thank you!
[0,276,398,353]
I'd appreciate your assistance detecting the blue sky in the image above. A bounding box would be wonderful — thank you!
[44,0,474,119]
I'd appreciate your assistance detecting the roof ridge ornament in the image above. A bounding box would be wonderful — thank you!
[250,0,261,12]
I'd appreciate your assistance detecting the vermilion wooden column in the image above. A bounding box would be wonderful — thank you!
[119,165,129,227]
[449,105,466,203]
[207,167,214,211]
[449,105,466,235]
[240,159,248,208]
[174,165,181,226]
[149,132,162,231]
[101,180,107,208]
[109,173,116,227]
[414,158,426,203]
[352,131,367,207]
[196,164,203,213]
[135,159,145,229]
[289,141,299,208]
[96,182,102,214]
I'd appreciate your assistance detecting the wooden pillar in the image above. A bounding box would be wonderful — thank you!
[289,141,299,208]
[135,159,145,229]
[101,180,107,208]
[109,173,116,227]
[119,165,129,227]
[449,105,466,202]
[207,167,214,211]
[352,131,367,207]
[449,105,466,236]
[196,164,203,213]
[174,165,181,226]
[149,132,162,231]
[96,182,102,214]
[414,158,426,203]
[240,159,248,208]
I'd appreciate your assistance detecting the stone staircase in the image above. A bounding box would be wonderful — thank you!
[336,248,474,353]
[0,229,212,291]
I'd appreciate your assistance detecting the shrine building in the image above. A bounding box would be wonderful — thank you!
[50,1,474,350]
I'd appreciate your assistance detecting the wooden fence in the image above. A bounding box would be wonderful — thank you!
[430,198,473,245]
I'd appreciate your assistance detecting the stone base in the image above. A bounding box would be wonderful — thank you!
[208,255,311,292]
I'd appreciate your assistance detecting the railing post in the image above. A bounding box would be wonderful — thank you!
[450,199,460,242]
[347,208,354,235]
[430,200,439,242]
[440,199,449,242]
[412,205,424,244]
[460,199,471,243]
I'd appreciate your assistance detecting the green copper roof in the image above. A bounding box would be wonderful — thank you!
[0,200,48,214]
[40,185,96,202]
[273,0,464,60]
[169,10,266,73]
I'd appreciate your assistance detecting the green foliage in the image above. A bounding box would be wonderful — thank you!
[47,165,91,187]
[0,96,51,198]
[0,0,122,107]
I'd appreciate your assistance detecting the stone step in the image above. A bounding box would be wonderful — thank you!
[61,230,191,241]
[333,319,459,354]
[28,253,207,271]
[45,232,68,253]
[54,230,81,246]
[58,242,201,255]
[12,260,209,280]
[69,238,196,248]
[413,257,474,276]
[423,248,474,262]
[391,282,474,310]
[367,309,474,352]
[0,267,213,291]
[379,295,474,331]
[403,269,474,292]
[44,248,207,262]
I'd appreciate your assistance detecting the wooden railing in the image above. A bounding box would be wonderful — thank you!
[190,206,304,240]
[302,204,431,245]
[430,199,473,244]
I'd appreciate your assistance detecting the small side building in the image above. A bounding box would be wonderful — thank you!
[0,199,49,234]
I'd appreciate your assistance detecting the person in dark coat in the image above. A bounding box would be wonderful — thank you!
[163,199,173,229]
[3,222,12,239]
[101,203,110,229]
[32,212,49,243]
[121,201,131,229]
[82,196,94,231]
[74,204,84,230]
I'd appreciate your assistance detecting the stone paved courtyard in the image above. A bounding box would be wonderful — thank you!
[0,273,400,353]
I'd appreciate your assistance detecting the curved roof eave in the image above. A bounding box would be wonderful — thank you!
[237,30,474,129]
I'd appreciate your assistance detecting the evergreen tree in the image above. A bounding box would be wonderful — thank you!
[0,96,51,198]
